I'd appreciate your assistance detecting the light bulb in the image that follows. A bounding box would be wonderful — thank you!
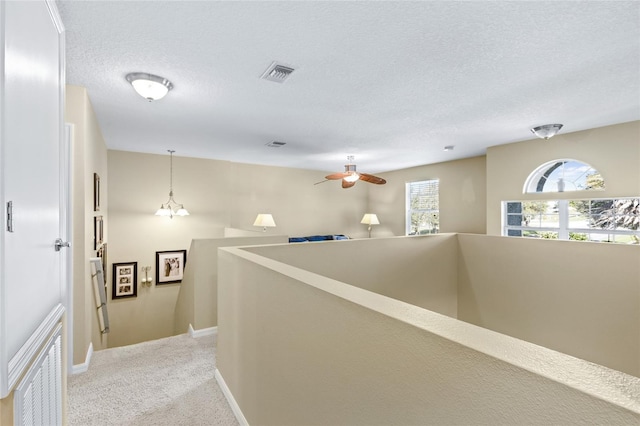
[343,172,360,183]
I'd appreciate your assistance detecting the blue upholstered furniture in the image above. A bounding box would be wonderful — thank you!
[289,235,349,243]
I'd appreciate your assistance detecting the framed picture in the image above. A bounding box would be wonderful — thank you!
[93,173,100,212]
[112,262,137,299]
[94,215,103,250]
[156,250,187,285]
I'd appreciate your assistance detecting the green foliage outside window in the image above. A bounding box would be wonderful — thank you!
[407,180,439,235]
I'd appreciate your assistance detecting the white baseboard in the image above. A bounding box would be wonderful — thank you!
[187,324,218,338]
[70,342,93,375]
[215,368,249,426]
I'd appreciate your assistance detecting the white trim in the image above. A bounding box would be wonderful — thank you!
[7,304,65,394]
[14,323,63,426]
[187,324,217,338]
[63,123,74,375]
[214,368,249,426]
[70,342,93,375]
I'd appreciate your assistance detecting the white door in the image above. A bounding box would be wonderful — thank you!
[0,0,66,397]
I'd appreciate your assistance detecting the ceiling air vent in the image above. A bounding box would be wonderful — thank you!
[266,141,286,148]
[261,62,295,83]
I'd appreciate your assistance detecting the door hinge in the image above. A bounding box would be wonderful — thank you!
[7,201,13,232]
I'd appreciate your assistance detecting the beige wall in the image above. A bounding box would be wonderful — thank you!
[370,156,487,236]
[226,160,371,237]
[218,242,640,425]
[174,234,289,334]
[0,394,11,425]
[244,235,459,318]
[486,120,640,235]
[65,85,109,365]
[107,150,371,347]
[99,114,638,350]
[457,233,640,377]
[243,233,639,377]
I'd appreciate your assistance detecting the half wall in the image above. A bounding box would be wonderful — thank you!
[217,235,639,425]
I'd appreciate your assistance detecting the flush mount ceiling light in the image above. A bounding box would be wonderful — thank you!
[531,124,563,140]
[125,72,173,101]
[155,150,189,218]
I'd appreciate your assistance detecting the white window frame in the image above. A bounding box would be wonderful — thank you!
[406,179,439,236]
[523,159,604,193]
[503,197,640,244]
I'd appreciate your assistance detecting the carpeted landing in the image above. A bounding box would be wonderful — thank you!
[67,333,239,425]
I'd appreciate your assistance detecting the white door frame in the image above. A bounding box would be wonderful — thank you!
[62,124,74,373]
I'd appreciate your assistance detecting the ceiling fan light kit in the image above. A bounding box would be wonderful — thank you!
[323,156,387,189]
[531,124,563,140]
[126,72,173,101]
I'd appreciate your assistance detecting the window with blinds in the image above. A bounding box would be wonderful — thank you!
[503,197,640,244]
[406,179,439,235]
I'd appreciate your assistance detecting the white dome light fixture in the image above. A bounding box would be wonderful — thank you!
[531,124,563,140]
[126,72,173,101]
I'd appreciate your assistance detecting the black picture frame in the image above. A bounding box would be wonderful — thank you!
[156,250,187,285]
[94,173,100,212]
[112,262,137,299]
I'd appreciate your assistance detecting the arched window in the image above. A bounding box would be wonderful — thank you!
[523,159,604,193]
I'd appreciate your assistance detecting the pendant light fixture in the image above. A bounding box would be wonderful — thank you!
[126,72,173,101]
[155,150,189,218]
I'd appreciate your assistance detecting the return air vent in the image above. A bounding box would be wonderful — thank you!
[261,62,295,83]
[266,141,286,148]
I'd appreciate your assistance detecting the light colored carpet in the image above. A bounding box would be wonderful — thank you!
[67,333,239,426]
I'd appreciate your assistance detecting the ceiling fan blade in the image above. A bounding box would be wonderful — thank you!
[325,172,350,180]
[342,179,356,189]
[359,173,387,185]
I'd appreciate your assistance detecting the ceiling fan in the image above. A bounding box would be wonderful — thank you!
[317,156,387,189]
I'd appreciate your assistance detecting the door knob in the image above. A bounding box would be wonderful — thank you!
[54,238,70,251]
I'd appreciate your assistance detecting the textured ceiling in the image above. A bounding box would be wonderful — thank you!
[58,1,640,174]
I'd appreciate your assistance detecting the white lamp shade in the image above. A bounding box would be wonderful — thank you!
[253,214,276,228]
[360,214,380,225]
[155,207,171,217]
